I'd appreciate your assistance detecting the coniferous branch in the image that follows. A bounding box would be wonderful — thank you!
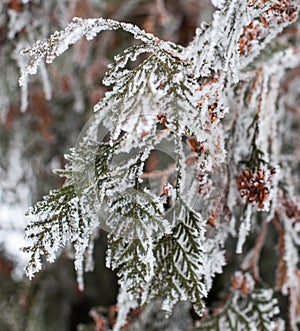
[18,16,184,89]
[23,184,80,278]
[147,201,207,316]
[15,1,300,329]
[193,273,280,331]
[107,236,155,298]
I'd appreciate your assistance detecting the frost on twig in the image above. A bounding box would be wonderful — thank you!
[19,0,300,329]
[18,16,183,87]
[193,272,280,331]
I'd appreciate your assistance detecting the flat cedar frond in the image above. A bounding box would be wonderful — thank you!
[15,0,300,330]
[24,185,80,278]
[193,287,280,331]
[149,203,207,316]
[19,17,184,87]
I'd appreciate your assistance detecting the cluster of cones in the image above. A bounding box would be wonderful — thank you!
[237,168,275,209]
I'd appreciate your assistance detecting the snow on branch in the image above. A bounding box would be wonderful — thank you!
[17,0,300,329]
[18,16,183,87]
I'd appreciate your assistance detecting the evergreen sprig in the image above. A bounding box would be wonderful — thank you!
[193,289,280,331]
[18,1,300,329]
[149,202,207,316]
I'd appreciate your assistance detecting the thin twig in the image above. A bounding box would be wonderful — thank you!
[242,220,268,281]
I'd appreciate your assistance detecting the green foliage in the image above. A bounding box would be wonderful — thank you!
[5,0,299,330]
[149,203,207,316]
[193,289,280,331]
[23,185,78,277]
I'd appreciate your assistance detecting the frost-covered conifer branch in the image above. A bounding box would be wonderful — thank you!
[18,16,184,88]
[23,185,79,277]
[18,0,300,329]
[148,203,208,316]
[193,272,280,331]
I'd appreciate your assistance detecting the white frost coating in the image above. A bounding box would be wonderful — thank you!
[211,0,226,9]
[18,16,182,87]
[17,0,300,324]
[75,261,84,292]
[113,285,139,331]
[203,238,226,291]
[236,205,252,254]
[39,61,52,100]
[282,217,299,296]
[20,78,28,112]
[8,10,30,40]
